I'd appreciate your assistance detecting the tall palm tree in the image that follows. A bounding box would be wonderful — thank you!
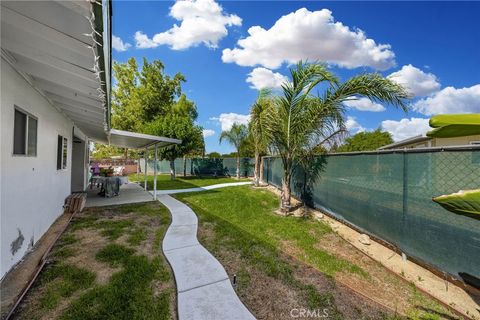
[265,61,409,213]
[249,89,273,186]
[219,123,248,179]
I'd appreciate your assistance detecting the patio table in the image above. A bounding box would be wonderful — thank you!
[90,176,121,197]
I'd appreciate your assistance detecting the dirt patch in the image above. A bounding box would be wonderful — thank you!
[198,221,395,320]
[68,229,118,284]
[315,233,412,314]
[13,202,176,320]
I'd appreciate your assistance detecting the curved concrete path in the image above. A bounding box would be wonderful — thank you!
[158,194,255,320]
[152,181,251,196]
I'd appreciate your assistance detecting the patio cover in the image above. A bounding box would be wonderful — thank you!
[108,129,181,149]
[1,0,181,149]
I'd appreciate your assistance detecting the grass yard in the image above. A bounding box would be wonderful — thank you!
[128,173,250,190]
[14,202,176,320]
[175,186,459,320]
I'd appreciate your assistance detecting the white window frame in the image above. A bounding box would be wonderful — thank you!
[13,106,37,157]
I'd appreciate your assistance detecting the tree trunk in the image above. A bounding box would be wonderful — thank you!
[259,156,265,185]
[183,156,187,177]
[253,152,260,186]
[170,160,176,180]
[280,171,291,214]
[124,148,128,159]
[236,153,240,179]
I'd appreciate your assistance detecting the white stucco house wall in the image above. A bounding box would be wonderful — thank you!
[1,0,180,281]
[0,0,111,279]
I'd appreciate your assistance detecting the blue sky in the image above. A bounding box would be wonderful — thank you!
[112,1,480,153]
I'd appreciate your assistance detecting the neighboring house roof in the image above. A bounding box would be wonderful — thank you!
[1,0,180,149]
[378,135,431,150]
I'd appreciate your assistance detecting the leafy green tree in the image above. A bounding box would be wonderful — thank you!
[264,61,409,213]
[111,57,185,133]
[221,152,237,158]
[207,152,221,158]
[146,114,204,180]
[173,94,198,121]
[337,129,393,152]
[219,123,248,179]
[249,89,273,186]
[91,143,123,160]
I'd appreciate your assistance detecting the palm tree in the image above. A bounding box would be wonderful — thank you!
[249,89,273,186]
[265,61,409,213]
[219,123,248,179]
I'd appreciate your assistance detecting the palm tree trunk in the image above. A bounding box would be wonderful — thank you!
[236,153,240,179]
[183,155,187,177]
[281,170,292,214]
[254,152,260,186]
[259,156,265,185]
[170,160,176,180]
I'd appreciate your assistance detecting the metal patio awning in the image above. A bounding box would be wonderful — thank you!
[108,129,181,149]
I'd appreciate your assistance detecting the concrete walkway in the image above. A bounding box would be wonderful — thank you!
[152,181,251,196]
[158,195,255,320]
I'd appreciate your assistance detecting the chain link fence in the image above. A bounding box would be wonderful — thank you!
[263,148,480,281]
[140,157,255,177]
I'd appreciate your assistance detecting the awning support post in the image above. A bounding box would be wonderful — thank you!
[153,143,158,200]
[144,148,148,191]
[137,153,140,184]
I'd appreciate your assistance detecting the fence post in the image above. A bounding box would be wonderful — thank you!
[401,152,408,260]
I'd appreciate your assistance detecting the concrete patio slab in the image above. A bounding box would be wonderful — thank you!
[178,279,255,320]
[86,183,153,207]
[153,181,251,196]
[158,193,255,320]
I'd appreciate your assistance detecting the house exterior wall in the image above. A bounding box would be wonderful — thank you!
[431,135,480,147]
[382,135,480,150]
[1,58,74,278]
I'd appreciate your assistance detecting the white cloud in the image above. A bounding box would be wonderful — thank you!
[134,31,158,49]
[112,35,131,52]
[135,0,241,50]
[246,67,288,90]
[381,117,430,141]
[209,113,250,131]
[413,84,480,115]
[222,8,395,70]
[387,64,440,97]
[345,116,365,133]
[202,129,215,137]
[344,97,385,112]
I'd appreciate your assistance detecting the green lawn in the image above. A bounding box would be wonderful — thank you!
[175,186,363,278]
[128,173,250,190]
[175,186,458,320]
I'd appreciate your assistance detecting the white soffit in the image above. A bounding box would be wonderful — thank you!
[108,129,182,149]
[1,0,109,141]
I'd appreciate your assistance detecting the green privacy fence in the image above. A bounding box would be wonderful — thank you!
[140,157,255,177]
[263,148,480,281]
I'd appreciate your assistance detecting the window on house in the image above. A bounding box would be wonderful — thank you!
[13,108,37,156]
[57,135,68,170]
